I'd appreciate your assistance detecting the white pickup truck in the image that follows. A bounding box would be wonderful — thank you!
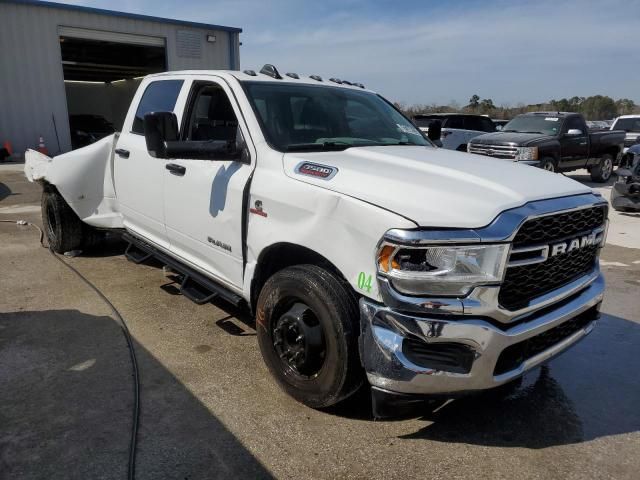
[25,66,607,416]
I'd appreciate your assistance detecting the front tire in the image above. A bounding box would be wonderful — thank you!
[540,157,557,173]
[590,154,614,182]
[256,265,363,408]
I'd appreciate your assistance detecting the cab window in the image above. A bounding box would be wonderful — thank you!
[132,80,183,134]
[184,83,239,143]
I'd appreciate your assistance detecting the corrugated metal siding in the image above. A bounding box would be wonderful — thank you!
[0,1,240,155]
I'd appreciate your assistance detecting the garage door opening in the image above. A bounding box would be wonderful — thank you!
[59,29,166,149]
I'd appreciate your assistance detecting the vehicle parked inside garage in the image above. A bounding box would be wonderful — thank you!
[413,113,496,151]
[69,114,115,149]
[468,112,625,182]
[25,66,608,415]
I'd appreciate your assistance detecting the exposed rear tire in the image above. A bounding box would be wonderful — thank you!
[539,157,557,173]
[42,189,99,253]
[590,154,614,183]
[256,265,363,408]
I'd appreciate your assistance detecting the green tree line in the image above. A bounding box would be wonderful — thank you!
[397,94,638,120]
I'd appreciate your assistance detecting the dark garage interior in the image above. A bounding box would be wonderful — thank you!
[60,35,167,148]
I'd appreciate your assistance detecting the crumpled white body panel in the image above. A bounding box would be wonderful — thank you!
[24,134,123,229]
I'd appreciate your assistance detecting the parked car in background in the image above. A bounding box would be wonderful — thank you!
[69,114,115,150]
[611,144,640,212]
[586,120,609,131]
[468,112,625,182]
[610,115,640,167]
[413,113,495,151]
[492,119,509,130]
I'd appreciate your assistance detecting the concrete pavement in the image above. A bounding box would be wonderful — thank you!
[1,163,639,479]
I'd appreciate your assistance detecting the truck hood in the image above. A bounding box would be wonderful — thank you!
[471,131,556,146]
[283,146,590,228]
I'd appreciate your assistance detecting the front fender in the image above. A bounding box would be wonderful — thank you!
[244,168,416,303]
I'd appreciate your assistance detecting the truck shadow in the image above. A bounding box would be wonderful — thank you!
[0,309,273,479]
[398,313,640,448]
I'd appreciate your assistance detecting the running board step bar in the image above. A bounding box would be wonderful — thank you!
[124,242,153,264]
[122,233,244,308]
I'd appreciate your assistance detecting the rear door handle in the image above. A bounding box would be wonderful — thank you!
[115,148,130,158]
[165,163,186,176]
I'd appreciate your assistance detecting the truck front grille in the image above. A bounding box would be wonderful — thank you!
[512,206,606,247]
[499,206,606,312]
[468,143,518,159]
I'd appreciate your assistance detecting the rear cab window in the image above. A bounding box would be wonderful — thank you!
[464,116,495,132]
[132,80,184,134]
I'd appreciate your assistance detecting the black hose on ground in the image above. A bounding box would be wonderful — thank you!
[0,219,140,480]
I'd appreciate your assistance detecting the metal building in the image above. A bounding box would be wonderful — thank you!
[0,0,242,156]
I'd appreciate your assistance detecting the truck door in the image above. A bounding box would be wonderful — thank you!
[113,79,184,250]
[559,116,589,169]
[163,79,254,290]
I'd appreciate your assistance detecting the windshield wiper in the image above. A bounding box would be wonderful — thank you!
[286,141,351,152]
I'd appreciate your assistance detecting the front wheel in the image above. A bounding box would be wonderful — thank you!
[590,154,614,182]
[539,157,557,173]
[256,265,363,408]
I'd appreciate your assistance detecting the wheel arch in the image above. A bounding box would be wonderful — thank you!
[249,242,354,313]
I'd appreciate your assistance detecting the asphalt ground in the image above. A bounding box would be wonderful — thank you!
[1,163,639,479]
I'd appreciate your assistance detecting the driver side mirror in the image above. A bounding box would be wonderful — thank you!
[144,112,179,158]
[143,111,244,161]
[566,128,583,136]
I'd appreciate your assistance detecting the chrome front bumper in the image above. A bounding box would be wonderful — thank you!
[359,273,604,396]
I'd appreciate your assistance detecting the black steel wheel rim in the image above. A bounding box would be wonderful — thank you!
[272,301,326,378]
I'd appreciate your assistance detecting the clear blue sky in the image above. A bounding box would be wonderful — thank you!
[56,0,638,107]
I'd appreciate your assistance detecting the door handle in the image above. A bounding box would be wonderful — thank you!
[166,163,186,176]
[115,148,130,158]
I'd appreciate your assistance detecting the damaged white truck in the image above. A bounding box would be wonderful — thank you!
[25,66,608,416]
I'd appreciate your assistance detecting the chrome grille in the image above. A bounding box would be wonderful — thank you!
[468,143,518,159]
[499,206,607,311]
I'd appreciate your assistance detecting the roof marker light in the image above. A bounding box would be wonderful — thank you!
[310,75,322,82]
[259,64,283,79]
[286,72,299,79]
[329,78,342,84]
[243,69,257,76]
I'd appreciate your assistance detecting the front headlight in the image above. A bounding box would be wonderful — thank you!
[377,244,510,297]
[515,146,538,161]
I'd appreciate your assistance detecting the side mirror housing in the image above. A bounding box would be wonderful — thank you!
[144,112,178,158]
[144,111,245,161]
[427,120,442,141]
[566,128,583,136]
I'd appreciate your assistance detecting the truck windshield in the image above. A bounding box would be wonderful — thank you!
[502,116,562,135]
[243,82,430,151]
